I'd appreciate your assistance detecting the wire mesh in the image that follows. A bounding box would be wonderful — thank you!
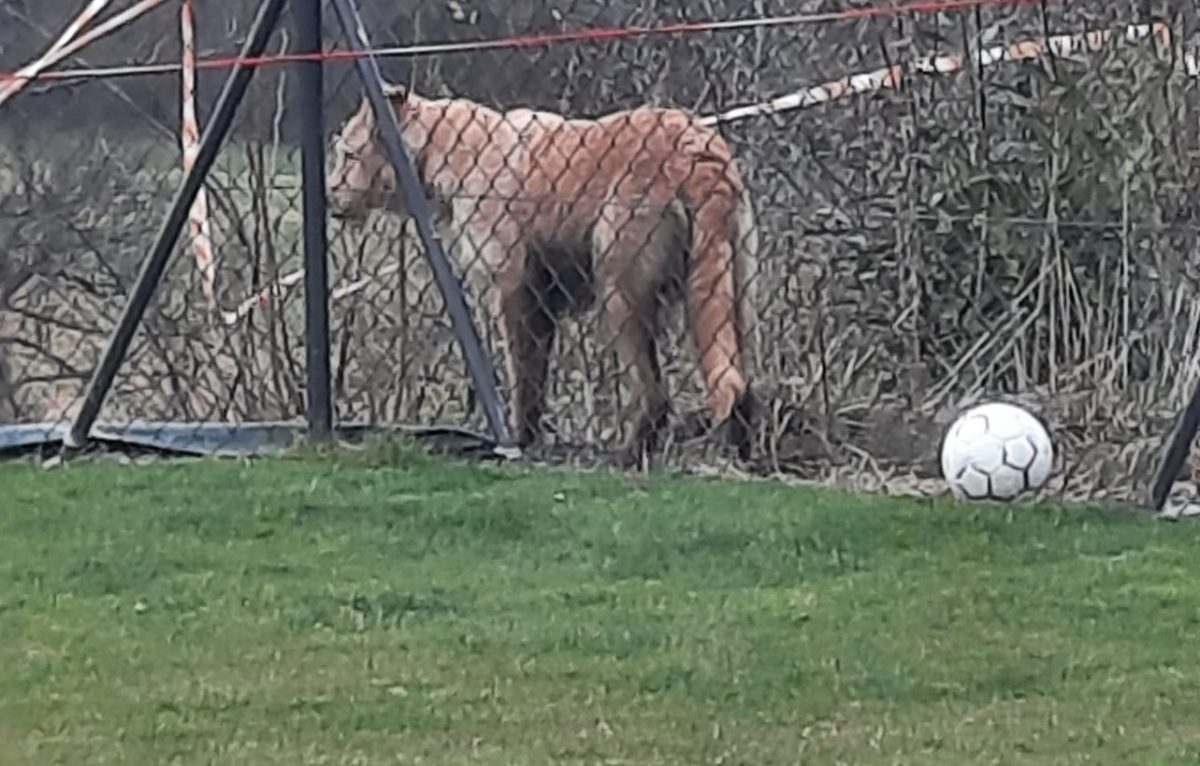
[2,0,1199,502]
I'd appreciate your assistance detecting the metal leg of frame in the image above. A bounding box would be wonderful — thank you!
[1149,376,1200,512]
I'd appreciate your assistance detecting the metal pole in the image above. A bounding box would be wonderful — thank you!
[1149,375,1200,512]
[65,0,289,449]
[294,0,332,439]
[327,0,514,447]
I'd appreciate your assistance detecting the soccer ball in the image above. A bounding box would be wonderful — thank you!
[940,401,1054,501]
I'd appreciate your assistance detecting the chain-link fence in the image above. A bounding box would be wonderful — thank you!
[2,0,1198,503]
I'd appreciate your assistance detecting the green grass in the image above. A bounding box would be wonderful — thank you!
[2,443,1200,764]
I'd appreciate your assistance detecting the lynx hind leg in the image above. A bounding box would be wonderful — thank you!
[725,385,758,461]
[496,282,557,448]
[468,231,548,449]
[593,210,683,466]
[601,290,669,467]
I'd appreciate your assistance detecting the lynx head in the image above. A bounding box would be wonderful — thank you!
[326,83,412,223]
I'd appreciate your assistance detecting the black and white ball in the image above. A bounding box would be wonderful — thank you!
[940,401,1054,501]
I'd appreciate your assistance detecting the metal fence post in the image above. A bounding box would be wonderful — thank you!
[1149,376,1200,512]
[295,0,332,440]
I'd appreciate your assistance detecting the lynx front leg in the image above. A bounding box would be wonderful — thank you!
[464,224,544,448]
[496,281,557,447]
[479,233,557,448]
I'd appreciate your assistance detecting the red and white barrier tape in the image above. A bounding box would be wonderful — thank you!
[0,0,169,107]
[180,0,217,310]
[0,0,114,103]
[47,0,115,58]
[219,262,403,326]
[700,21,1174,125]
[0,0,114,104]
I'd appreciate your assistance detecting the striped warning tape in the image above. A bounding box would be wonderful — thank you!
[0,0,114,104]
[179,0,217,310]
[699,21,1176,125]
[0,0,169,108]
[220,262,405,326]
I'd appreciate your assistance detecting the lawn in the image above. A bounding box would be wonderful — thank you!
[2,443,1199,764]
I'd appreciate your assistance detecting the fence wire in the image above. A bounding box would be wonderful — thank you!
[1,0,1198,503]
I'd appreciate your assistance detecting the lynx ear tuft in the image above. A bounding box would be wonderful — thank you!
[381,82,409,103]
